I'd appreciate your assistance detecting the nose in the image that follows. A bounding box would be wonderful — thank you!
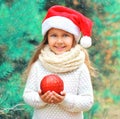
[57,38,63,44]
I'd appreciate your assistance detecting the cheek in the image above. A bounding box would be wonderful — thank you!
[67,39,74,47]
[48,39,55,46]
[68,44,73,50]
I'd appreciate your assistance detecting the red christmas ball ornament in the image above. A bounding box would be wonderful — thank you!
[40,74,64,94]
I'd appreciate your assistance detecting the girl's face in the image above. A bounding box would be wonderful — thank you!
[48,28,74,55]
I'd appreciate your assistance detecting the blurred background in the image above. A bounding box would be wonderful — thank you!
[0,0,120,118]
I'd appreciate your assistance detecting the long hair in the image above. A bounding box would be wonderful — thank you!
[24,33,96,79]
[23,33,48,78]
[82,48,97,77]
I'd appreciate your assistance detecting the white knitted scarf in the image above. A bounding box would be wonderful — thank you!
[39,44,85,73]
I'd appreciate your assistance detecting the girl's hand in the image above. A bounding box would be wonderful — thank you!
[39,91,54,104]
[52,91,66,104]
[39,90,66,104]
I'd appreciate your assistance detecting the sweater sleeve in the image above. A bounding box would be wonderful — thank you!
[23,63,47,109]
[59,64,94,112]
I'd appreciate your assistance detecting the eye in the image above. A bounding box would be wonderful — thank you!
[63,34,69,37]
[50,34,57,37]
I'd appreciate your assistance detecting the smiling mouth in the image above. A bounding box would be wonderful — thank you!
[55,46,65,50]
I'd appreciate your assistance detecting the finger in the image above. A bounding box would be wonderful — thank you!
[47,92,54,102]
[60,91,66,96]
[38,90,42,96]
[40,91,53,103]
[52,91,65,103]
[43,91,52,99]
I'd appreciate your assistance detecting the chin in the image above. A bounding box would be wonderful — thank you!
[55,51,65,55]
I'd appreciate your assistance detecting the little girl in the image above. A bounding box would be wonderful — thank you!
[23,5,96,119]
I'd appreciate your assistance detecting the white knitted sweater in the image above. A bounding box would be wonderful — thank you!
[23,60,94,119]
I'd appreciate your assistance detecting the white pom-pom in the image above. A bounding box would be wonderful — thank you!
[80,36,92,48]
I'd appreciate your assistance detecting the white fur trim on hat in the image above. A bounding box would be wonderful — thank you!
[42,16,81,42]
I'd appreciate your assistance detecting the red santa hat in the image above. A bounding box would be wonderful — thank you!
[42,5,93,48]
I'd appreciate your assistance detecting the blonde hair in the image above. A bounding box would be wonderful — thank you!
[24,33,96,79]
[82,48,96,77]
[24,33,48,77]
